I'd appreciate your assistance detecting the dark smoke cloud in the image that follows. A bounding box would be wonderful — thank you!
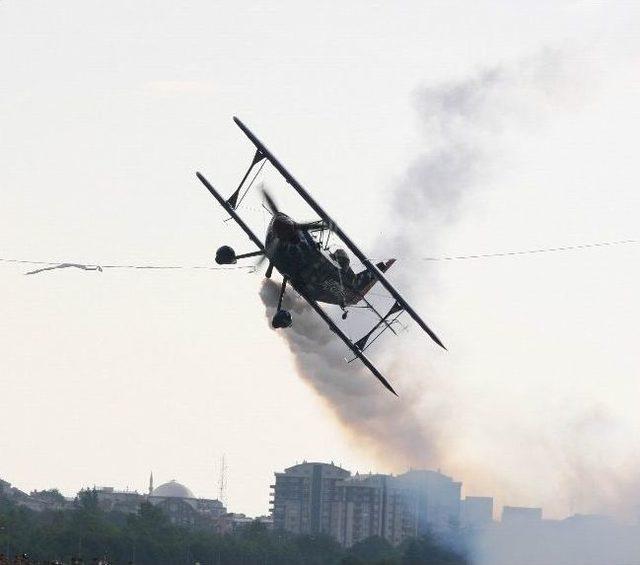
[258,51,572,470]
[260,279,444,469]
[390,51,572,260]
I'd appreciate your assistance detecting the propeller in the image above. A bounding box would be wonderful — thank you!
[249,187,278,275]
[256,187,325,276]
[262,187,279,215]
[262,187,324,230]
[255,242,274,273]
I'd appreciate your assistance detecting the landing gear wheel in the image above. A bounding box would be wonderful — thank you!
[342,311,348,320]
[272,309,293,329]
[215,245,237,265]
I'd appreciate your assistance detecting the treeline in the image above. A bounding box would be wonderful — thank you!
[0,491,468,565]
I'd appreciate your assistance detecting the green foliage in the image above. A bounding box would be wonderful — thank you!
[400,532,466,565]
[349,536,398,563]
[0,495,468,565]
[31,489,66,505]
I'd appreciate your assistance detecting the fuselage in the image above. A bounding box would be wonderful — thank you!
[265,213,364,306]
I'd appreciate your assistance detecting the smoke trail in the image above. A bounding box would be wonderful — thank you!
[259,51,573,470]
[389,50,574,264]
[260,278,444,468]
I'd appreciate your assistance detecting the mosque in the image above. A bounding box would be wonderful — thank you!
[2,471,270,533]
[92,473,227,528]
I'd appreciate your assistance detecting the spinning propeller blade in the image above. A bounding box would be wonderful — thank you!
[254,234,277,275]
[262,188,279,215]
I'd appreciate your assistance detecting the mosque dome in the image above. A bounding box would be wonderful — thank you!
[150,480,195,499]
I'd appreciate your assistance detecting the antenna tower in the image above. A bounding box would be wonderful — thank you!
[218,454,227,506]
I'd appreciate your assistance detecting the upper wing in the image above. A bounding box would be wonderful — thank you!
[233,116,446,350]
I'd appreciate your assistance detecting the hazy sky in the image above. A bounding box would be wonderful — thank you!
[1,1,639,519]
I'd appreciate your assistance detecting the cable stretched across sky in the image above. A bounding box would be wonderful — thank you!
[0,238,637,275]
[0,257,256,275]
[419,238,639,262]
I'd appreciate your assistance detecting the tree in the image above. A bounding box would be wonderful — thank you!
[350,536,399,563]
[401,532,467,565]
[0,492,470,565]
[31,489,66,506]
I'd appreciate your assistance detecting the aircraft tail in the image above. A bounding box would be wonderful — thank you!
[353,259,396,298]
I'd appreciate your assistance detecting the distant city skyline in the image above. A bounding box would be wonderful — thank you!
[4,462,638,565]
[3,457,634,528]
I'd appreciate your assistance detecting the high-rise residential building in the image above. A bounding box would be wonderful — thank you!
[391,469,462,534]
[461,496,494,528]
[332,472,432,547]
[333,473,389,547]
[272,463,463,547]
[270,462,350,535]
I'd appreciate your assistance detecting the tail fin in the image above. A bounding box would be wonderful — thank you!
[353,259,395,298]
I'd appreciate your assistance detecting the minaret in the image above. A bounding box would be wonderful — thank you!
[148,471,154,496]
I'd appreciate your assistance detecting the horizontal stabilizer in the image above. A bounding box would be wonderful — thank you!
[376,258,396,273]
[354,259,395,299]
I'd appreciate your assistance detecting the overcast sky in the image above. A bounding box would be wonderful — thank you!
[1,1,639,519]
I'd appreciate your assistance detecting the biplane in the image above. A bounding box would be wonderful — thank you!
[196,117,446,395]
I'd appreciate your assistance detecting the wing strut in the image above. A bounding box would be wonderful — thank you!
[227,149,266,209]
[355,301,404,351]
[233,116,446,350]
[196,172,265,252]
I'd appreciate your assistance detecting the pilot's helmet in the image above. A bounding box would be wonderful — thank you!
[333,248,350,269]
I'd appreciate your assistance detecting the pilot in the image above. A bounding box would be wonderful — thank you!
[332,248,350,271]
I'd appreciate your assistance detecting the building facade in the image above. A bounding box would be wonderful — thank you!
[391,469,462,535]
[270,462,350,535]
[502,506,543,524]
[94,487,144,514]
[461,496,494,528]
[333,473,388,547]
[271,464,463,547]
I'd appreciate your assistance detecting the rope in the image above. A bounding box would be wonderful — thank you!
[1,238,637,275]
[419,239,639,262]
[0,257,256,275]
